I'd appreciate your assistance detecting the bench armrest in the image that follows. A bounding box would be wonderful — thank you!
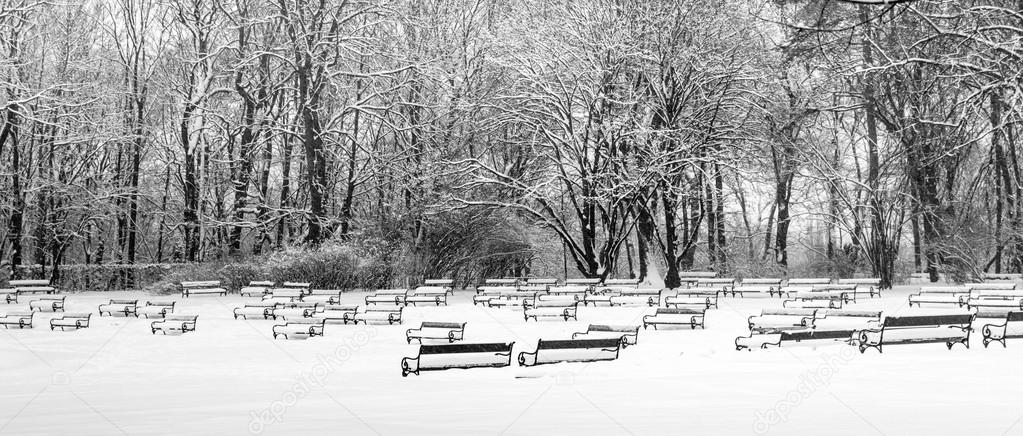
[401,356,419,376]
[517,350,538,367]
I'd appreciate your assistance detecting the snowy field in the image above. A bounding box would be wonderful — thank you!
[3,285,1023,436]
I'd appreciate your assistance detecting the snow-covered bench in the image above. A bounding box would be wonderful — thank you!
[981,311,1023,348]
[547,285,589,300]
[98,299,138,317]
[29,296,65,312]
[666,288,719,309]
[282,282,312,292]
[642,308,705,330]
[747,308,817,333]
[365,289,408,306]
[518,338,621,367]
[402,342,515,377]
[405,322,466,343]
[609,287,663,307]
[693,278,736,295]
[783,291,847,309]
[239,280,275,297]
[234,301,276,320]
[965,291,1023,311]
[524,278,558,287]
[305,289,343,304]
[135,301,175,318]
[679,271,717,286]
[151,315,198,335]
[736,329,857,351]
[729,285,775,298]
[572,324,639,347]
[180,281,227,297]
[1,288,16,304]
[523,299,578,322]
[10,280,58,295]
[984,273,1023,282]
[786,278,832,286]
[857,313,973,353]
[0,311,34,329]
[738,278,783,295]
[50,313,91,331]
[423,279,455,294]
[271,302,320,320]
[812,284,857,303]
[838,278,882,298]
[354,306,403,325]
[272,318,325,339]
[406,286,448,306]
[483,278,519,286]
[602,278,640,287]
[473,286,517,305]
[564,278,601,290]
[965,282,1016,291]
[264,288,305,302]
[582,287,617,306]
[486,293,537,308]
[908,286,971,308]
[315,304,360,324]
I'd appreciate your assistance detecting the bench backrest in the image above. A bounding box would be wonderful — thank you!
[812,284,856,291]
[63,313,91,319]
[588,324,639,333]
[423,279,454,286]
[695,278,735,285]
[761,308,816,317]
[548,286,589,294]
[165,315,198,322]
[485,278,519,285]
[3,311,34,317]
[741,278,782,285]
[620,287,663,295]
[412,286,448,295]
[679,271,717,279]
[323,304,359,311]
[285,318,324,325]
[525,278,558,285]
[477,286,516,294]
[108,299,138,305]
[9,279,50,287]
[420,322,464,329]
[309,289,342,296]
[656,308,704,315]
[516,285,549,293]
[819,310,881,318]
[972,290,1023,298]
[838,278,881,285]
[564,278,601,285]
[985,273,1023,281]
[419,342,514,355]
[602,278,640,286]
[528,299,577,308]
[249,281,275,287]
[536,338,620,350]
[787,278,831,285]
[883,314,972,328]
[270,289,304,297]
[146,301,175,307]
[373,288,409,295]
[1008,312,1023,322]
[781,330,854,341]
[965,282,1016,290]
[181,281,220,288]
[917,286,971,294]
[362,306,402,313]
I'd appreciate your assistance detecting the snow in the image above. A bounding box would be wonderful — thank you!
[2,286,1023,435]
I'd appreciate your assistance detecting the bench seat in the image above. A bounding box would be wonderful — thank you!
[151,315,198,334]
[0,311,34,328]
[571,324,639,347]
[50,313,91,331]
[98,299,138,317]
[273,318,325,339]
[402,342,515,377]
[642,308,705,330]
[672,288,720,308]
[29,296,65,312]
[908,286,971,307]
[518,338,621,366]
[406,322,466,343]
[16,286,57,295]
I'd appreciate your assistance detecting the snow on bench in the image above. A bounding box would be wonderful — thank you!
[485,292,538,308]
[10,280,58,295]
[473,286,517,306]
[908,286,972,308]
[401,342,515,377]
[564,278,601,290]
[747,308,817,334]
[263,288,305,302]
[365,289,408,306]
[856,313,973,353]
[571,324,639,348]
[0,311,34,329]
[665,288,719,309]
[29,296,65,312]
[271,302,321,320]
[692,278,736,295]
[1,288,16,304]
[180,281,227,297]
[405,322,466,344]
[642,308,705,330]
[783,288,851,309]
[354,306,403,325]
[811,284,858,303]
[984,273,1023,282]
[151,315,198,335]
[234,301,276,320]
[547,285,589,300]
[282,282,312,292]
[524,278,558,287]
[98,299,138,317]
[423,279,455,293]
[582,286,619,306]
[602,278,640,287]
[964,282,1016,291]
[50,313,91,331]
[406,286,448,306]
[981,311,1023,348]
[314,304,360,324]
[739,278,783,290]
[272,318,325,340]
[609,287,663,307]
[963,287,1023,310]
[483,278,519,286]
[518,338,621,367]
[809,310,882,330]
[523,299,578,322]
[240,281,275,297]
[729,286,775,298]
[136,301,175,319]
[304,289,343,304]
[837,278,882,298]
[679,271,717,285]
[736,329,857,351]
[786,278,832,286]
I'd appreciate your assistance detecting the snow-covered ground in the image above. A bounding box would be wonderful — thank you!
[2,286,1023,435]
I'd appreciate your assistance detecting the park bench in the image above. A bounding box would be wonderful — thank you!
[564,278,602,290]
[518,338,622,367]
[282,282,312,292]
[263,288,305,302]
[582,287,618,306]
[525,278,558,287]
[736,329,857,351]
[679,271,717,286]
[406,286,449,306]
[485,293,537,308]
[354,306,403,325]
[740,278,782,288]
[10,280,58,295]
[965,282,1016,290]
[610,287,663,307]
[50,313,91,331]
[516,284,550,295]
[234,301,276,320]
[747,308,817,333]
[315,304,360,324]
[272,318,325,340]
[473,286,517,305]
[571,324,639,347]
[29,296,65,312]
[365,289,408,306]
[964,288,1023,310]
[908,286,972,307]
[665,288,720,309]
[1,288,16,304]
[98,299,138,317]
[484,278,519,286]
[783,290,847,309]
[240,280,275,297]
[401,342,515,377]
[981,311,1023,348]
[406,322,466,343]
[786,278,832,286]
[837,278,882,298]
[812,284,857,303]
[271,302,321,320]
[180,281,227,297]
[729,286,775,298]
[0,311,34,329]
[423,278,455,289]
[523,299,578,321]
[597,278,638,288]
[692,278,736,295]
[984,273,1023,282]
[774,285,811,298]
[151,315,198,334]
[135,301,175,318]
[642,307,706,330]
[547,285,589,300]
[304,289,344,304]
[856,313,974,353]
